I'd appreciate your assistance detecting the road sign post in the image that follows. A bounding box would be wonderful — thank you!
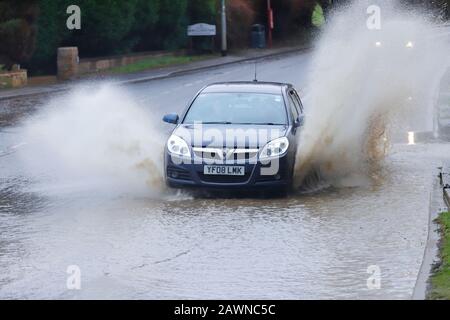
[221,0,228,56]
[187,23,217,53]
[267,0,273,48]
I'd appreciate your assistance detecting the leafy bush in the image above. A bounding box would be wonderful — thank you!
[128,0,160,51]
[227,0,257,48]
[8,0,450,75]
[0,0,39,70]
[28,0,65,74]
[28,0,203,74]
[64,0,140,56]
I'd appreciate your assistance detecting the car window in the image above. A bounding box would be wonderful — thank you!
[288,93,300,121]
[292,90,304,113]
[183,92,287,125]
[289,90,302,117]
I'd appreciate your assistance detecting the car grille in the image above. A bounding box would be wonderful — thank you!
[193,147,259,163]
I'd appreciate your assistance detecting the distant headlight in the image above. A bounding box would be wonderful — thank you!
[259,137,289,160]
[375,41,382,47]
[406,41,414,48]
[167,135,191,157]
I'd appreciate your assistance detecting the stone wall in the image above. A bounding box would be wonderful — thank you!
[0,70,28,89]
[56,47,185,78]
[78,50,185,74]
[57,47,79,80]
[54,47,189,80]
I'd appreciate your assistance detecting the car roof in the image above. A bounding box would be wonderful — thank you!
[201,81,293,94]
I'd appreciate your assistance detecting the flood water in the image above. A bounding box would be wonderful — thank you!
[1,53,449,299]
[1,140,448,299]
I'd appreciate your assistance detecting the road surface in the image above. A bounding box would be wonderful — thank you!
[0,51,449,299]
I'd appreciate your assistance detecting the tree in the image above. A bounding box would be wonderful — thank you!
[63,0,139,56]
[128,0,160,51]
[226,0,257,48]
[271,0,317,35]
[0,0,39,70]
[188,0,216,24]
[28,0,66,74]
[28,0,192,73]
[154,0,189,49]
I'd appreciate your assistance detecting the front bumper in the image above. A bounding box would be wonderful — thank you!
[165,153,293,190]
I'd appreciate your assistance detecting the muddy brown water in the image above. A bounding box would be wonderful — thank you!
[1,54,449,299]
[1,139,448,299]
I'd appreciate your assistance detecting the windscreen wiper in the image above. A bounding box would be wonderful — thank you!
[233,122,284,125]
[202,121,233,124]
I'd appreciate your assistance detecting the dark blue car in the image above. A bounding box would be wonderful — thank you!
[162,81,304,192]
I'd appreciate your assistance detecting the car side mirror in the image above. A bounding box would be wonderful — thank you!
[294,115,304,128]
[163,113,179,124]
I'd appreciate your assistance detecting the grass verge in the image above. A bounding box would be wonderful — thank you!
[108,54,216,74]
[429,211,450,300]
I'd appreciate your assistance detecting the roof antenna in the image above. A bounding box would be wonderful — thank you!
[253,61,258,82]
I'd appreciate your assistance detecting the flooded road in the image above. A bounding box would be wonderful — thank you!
[1,52,449,299]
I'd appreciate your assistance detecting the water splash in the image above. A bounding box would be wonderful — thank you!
[294,0,449,188]
[19,84,165,195]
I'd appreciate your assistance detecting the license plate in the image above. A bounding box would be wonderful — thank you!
[203,165,245,176]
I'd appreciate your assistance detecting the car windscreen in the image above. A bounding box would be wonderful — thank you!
[183,92,287,125]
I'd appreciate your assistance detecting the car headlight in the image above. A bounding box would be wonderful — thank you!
[259,137,289,160]
[406,41,414,48]
[167,135,191,157]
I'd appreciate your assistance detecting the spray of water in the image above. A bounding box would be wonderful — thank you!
[294,0,449,188]
[19,84,165,195]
